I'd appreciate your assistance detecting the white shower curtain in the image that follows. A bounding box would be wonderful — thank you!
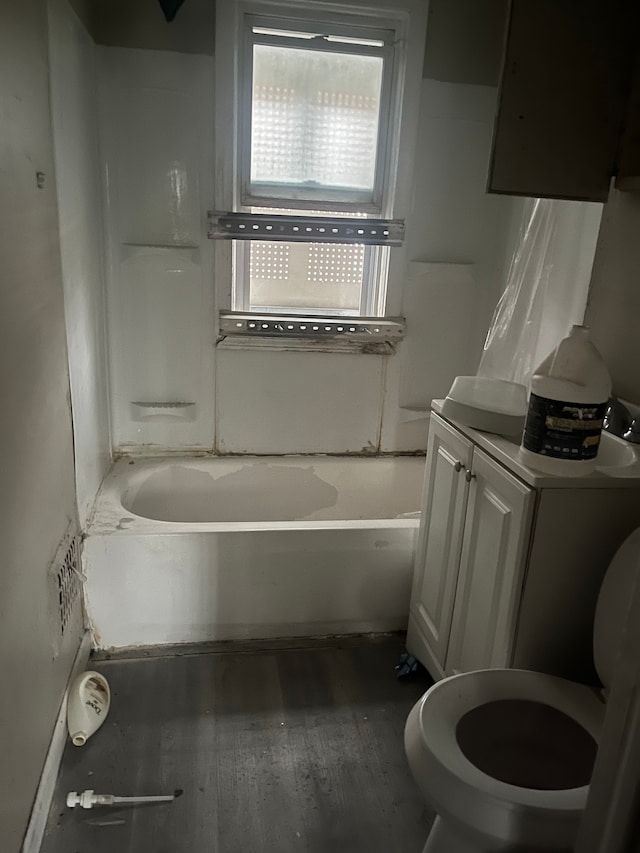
[478,197,603,387]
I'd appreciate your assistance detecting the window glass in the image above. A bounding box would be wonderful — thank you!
[246,209,366,312]
[251,45,384,195]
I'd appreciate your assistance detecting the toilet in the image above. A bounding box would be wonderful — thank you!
[404,526,640,853]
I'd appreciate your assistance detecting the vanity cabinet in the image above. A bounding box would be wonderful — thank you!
[408,415,533,678]
[407,412,640,683]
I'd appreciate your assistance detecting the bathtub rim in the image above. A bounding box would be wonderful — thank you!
[88,455,423,536]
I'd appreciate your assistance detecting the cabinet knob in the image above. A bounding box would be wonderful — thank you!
[465,469,476,482]
[454,461,463,472]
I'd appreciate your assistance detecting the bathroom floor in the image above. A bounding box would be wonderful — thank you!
[42,635,434,853]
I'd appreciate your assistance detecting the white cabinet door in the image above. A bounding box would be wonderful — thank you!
[407,415,473,678]
[445,448,534,677]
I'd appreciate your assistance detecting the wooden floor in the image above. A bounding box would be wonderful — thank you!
[42,635,434,853]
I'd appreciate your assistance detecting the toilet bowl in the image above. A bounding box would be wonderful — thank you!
[404,526,640,853]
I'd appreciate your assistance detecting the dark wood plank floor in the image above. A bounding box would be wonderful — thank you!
[42,636,433,853]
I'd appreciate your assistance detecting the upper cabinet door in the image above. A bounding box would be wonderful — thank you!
[488,0,632,202]
[616,53,640,190]
[445,448,534,677]
[407,415,473,676]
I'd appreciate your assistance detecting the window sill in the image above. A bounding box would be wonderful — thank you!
[216,335,398,355]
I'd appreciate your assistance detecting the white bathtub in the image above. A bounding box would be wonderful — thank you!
[84,456,425,650]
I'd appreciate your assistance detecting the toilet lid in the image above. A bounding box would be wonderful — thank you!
[593,526,640,690]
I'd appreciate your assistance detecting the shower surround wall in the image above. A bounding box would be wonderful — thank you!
[98,46,216,450]
[94,0,517,455]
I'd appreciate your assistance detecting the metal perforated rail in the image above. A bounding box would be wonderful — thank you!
[208,211,405,246]
[219,312,405,341]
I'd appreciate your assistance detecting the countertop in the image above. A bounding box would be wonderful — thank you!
[432,400,640,489]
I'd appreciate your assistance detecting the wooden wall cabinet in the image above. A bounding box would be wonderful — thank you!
[488,0,634,202]
[616,53,640,190]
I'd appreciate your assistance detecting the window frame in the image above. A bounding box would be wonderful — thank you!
[214,0,428,337]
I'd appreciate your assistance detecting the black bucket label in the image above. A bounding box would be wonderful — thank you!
[522,394,607,460]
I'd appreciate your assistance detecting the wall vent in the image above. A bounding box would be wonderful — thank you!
[50,530,83,641]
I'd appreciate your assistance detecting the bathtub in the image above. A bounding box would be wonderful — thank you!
[84,455,425,650]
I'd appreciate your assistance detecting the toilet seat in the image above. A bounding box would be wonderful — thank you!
[405,668,605,849]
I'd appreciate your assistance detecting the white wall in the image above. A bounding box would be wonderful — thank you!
[0,0,82,848]
[48,0,111,526]
[585,187,640,404]
[422,0,507,86]
[70,0,215,55]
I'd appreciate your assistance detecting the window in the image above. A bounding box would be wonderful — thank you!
[214,0,426,338]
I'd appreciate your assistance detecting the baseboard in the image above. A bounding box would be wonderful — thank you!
[21,630,92,853]
[91,630,407,661]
